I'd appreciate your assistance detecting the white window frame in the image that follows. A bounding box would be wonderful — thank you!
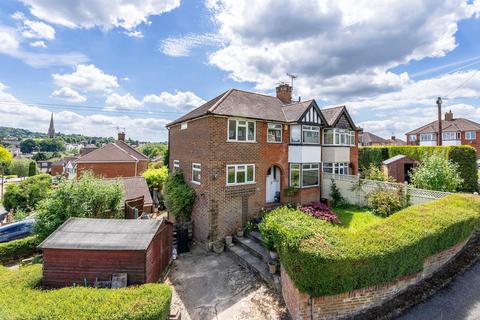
[173,160,180,168]
[181,122,188,130]
[289,163,300,187]
[420,133,435,141]
[466,131,477,140]
[192,163,201,184]
[323,128,355,146]
[289,163,320,188]
[290,125,301,144]
[409,135,417,142]
[323,162,349,175]
[227,118,256,142]
[226,164,255,186]
[442,131,460,141]
[267,123,282,143]
[302,125,320,144]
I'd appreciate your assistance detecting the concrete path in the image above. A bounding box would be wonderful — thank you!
[166,246,289,320]
[398,261,480,320]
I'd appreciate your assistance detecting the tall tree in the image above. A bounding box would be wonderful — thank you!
[20,139,38,154]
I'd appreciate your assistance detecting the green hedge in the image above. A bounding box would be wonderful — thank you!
[0,236,39,263]
[260,194,480,297]
[359,145,478,192]
[0,264,172,320]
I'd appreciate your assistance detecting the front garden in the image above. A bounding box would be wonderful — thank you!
[0,264,172,320]
[260,194,480,297]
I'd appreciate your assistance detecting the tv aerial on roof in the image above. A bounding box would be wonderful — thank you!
[286,73,297,88]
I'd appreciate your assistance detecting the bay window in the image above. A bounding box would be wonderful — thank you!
[323,129,355,145]
[267,123,282,143]
[323,163,349,175]
[302,125,320,144]
[442,132,460,141]
[466,131,476,140]
[420,133,434,141]
[227,164,255,185]
[289,163,320,188]
[228,119,256,142]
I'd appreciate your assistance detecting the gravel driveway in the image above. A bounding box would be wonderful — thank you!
[166,246,288,320]
[398,261,480,320]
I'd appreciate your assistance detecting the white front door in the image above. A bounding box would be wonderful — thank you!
[266,166,281,203]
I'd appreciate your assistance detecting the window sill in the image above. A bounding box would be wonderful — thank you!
[226,182,256,187]
[226,140,257,143]
[191,181,201,185]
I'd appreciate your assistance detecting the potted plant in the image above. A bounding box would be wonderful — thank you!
[268,259,277,274]
[236,222,244,237]
[212,241,225,254]
[225,235,233,247]
[244,221,255,236]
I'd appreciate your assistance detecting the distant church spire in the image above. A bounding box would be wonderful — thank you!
[48,113,55,138]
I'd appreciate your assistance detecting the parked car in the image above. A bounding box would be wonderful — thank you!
[0,219,34,243]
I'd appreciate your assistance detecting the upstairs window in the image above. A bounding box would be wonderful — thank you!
[192,163,201,184]
[466,131,477,140]
[228,119,256,142]
[267,123,282,143]
[227,164,255,185]
[173,160,180,168]
[302,125,320,144]
[181,122,188,130]
[420,133,435,141]
[442,132,460,141]
[290,125,301,144]
[409,135,417,142]
[323,129,355,146]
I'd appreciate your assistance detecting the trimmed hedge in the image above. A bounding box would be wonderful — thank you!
[260,194,480,297]
[0,236,39,264]
[0,264,172,320]
[359,145,478,192]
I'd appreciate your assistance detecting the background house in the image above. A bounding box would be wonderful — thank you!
[360,132,406,146]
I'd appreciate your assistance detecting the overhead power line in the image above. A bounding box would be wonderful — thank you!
[444,69,480,99]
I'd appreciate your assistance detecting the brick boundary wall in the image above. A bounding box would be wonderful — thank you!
[281,237,470,320]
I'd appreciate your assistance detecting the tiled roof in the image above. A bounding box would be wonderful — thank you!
[76,141,147,163]
[361,132,388,144]
[406,118,480,135]
[167,89,350,127]
[104,176,153,206]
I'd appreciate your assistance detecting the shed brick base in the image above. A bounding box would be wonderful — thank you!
[281,238,469,320]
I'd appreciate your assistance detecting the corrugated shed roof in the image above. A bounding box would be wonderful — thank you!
[104,177,153,206]
[382,154,407,165]
[406,118,480,135]
[39,218,162,250]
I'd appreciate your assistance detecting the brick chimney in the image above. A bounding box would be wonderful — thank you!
[276,83,292,104]
[118,132,126,142]
[445,110,454,121]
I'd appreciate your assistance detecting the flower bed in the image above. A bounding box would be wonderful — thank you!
[0,264,172,320]
[260,194,480,297]
[298,202,340,224]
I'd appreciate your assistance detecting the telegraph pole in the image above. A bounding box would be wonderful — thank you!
[436,97,443,146]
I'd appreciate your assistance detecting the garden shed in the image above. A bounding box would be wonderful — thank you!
[39,217,172,288]
[382,154,418,183]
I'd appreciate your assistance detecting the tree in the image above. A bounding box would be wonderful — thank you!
[163,171,196,223]
[34,173,124,239]
[39,138,65,152]
[142,167,169,191]
[3,174,51,211]
[6,159,31,177]
[32,152,48,161]
[410,152,463,192]
[137,143,167,160]
[20,139,38,154]
[0,146,12,162]
[28,161,37,176]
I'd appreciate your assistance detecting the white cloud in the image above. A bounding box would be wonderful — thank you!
[50,87,87,103]
[160,33,223,57]
[0,82,168,141]
[205,0,478,101]
[0,26,20,52]
[29,40,46,48]
[105,93,143,110]
[143,91,205,111]
[12,11,55,40]
[52,64,119,92]
[124,30,144,38]
[20,0,181,31]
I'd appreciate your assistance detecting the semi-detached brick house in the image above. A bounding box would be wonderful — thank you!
[71,133,148,179]
[167,84,359,245]
[406,110,480,167]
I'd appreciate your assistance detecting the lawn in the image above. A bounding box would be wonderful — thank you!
[333,207,383,230]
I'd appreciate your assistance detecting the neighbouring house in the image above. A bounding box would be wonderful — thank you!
[104,176,154,214]
[80,144,98,156]
[167,84,359,245]
[50,156,79,176]
[71,133,148,178]
[360,132,406,146]
[36,160,52,174]
[39,217,173,288]
[382,155,418,183]
[406,111,480,165]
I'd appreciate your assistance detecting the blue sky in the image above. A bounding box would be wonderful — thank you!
[0,0,479,141]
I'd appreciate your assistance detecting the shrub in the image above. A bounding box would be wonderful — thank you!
[3,174,51,212]
[28,161,36,176]
[163,171,196,223]
[367,189,403,217]
[329,179,346,207]
[359,146,478,192]
[299,202,341,224]
[6,159,34,177]
[34,173,124,240]
[0,236,40,263]
[0,146,12,162]
[362,164,395,182]
[0,264,172,320]
[260,194,480,297]
[142,167,169,191]
[410,152,463,192]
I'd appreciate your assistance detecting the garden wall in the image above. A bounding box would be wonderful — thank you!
[281,237,469,320]
[321,173,451,206]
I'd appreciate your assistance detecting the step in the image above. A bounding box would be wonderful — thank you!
[249,230,264,244]
[234,236,269,262]
[227,244,275,288]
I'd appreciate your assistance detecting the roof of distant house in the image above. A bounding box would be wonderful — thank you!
[361,132,388,145]
[76,141,147,163]
[104,176,153,207]
[167,88,352,127]
[406,118,480,135]
[38,218,163,251]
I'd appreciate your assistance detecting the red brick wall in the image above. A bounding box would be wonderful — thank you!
[50,165,63,176]
[137,160,148,175]
[281,238,469,320]
[77,162,137,178]
[350,130,359,175]
[460,130,480,157]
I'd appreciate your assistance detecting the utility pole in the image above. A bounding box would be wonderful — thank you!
[436,97,443,146]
